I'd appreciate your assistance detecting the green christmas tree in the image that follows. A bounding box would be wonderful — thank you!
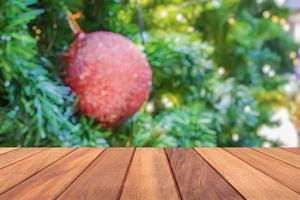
[0,0,298,147]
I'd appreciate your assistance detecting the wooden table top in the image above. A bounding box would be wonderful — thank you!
[0,148,299,200]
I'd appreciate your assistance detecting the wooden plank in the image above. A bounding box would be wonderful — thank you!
[195,148,300,200]
[120,148,180,200]
[282,148,300,156]
[0,148,104,200]
[0,148,45,169]
[226,148,300,193]
[255,148,300,169]
[58,148,134,200]
[0,148,75,194]
[166,148,243,200]
[0,148,19,155]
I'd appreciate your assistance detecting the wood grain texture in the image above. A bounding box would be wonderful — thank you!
[120,148,180,200]
[226,148,300,193]
[59,148,134,200]
[166,148,243,200]
[195,148,300,200]
[255,148,300,169]
[0,147,299,199]
[0,148,45,169]
[0,148,75,194]
[0,148,18,155]
[283,148,300,156]
[0,148,104,200]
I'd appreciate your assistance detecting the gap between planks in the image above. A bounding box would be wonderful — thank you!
[0,148,77,195]
[119,148,180,200]
[55,148,108,199]
[251,148,300,169]
[57,148,135,199]
[163,148,183,200]
[0,148,105,199]
[167,148,244,200]
[192,148,245,199]
[226,148,300,194]
[196,148,300,199]
[116,148,136,200]
[0,148,299,200]
[0,148,20,156]
[0,148,47,170]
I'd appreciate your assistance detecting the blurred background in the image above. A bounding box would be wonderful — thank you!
[1,0,300,147]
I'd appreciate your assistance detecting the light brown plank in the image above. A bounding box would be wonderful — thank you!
[0,148,75,194]
[0,148,45,169]
[0,148,104,200]
[166,148,243,200]
[0,148,19,155]
[282,148,300,156]
[255,148,300,169]
[226,148,300,193]
[120,148,180,200]
[58,148,134,200]
[195,148,300,200]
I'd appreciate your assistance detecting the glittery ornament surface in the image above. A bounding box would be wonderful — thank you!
[64,32,152,126]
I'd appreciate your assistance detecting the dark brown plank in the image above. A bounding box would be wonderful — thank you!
[196,148,300,199]
[226,148,300,194]
[255,148,300,169]
[58,148,134,200]
[0,148,45,169]
[282,148,300,156]
[0,148,19,155]
[0,148,104,200]
[120,148,180,200]
[0,148,75,194]
[166,148,243,200]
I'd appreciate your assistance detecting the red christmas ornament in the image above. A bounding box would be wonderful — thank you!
[63,12,152,127]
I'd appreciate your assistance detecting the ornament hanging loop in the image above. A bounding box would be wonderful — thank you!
[66,10,85,37]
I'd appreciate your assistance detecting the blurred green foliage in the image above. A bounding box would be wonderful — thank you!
[0,0,298,147]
